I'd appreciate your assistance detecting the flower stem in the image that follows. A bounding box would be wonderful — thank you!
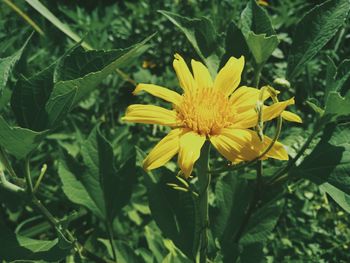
[106,221,118,262]
[197,142,211,263]
[252,63,263,88]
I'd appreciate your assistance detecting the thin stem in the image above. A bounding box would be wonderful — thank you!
[252,63,263,88]
[23,157,83,259]
[197,142,211,263]
[233,176,261,243]
[234,62,265,243]
[2,0,44,35]
[334,27,346,53]
[0,171,25,193]
[24,157,34,194]
[106,221,117,262]
[0,147,18,178]
[33,164,47,193]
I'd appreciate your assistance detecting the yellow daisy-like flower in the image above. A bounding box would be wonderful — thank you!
[123,54,302,178]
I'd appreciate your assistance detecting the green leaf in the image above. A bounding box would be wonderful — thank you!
[213,175,253,241]
[320,183,350,213]
[240,0,276,36]
[212,175,252,262]
[59,162,104,219]
[159,10,224,77]
[292,123,350,196]
[45,35,152,128]
[59,126,136,222]
[0,222,72,261]
[221,21,249,66]
[99,239,142,263]
[324,91,350,121]
[0,34,31,95]
[245,32,279,64]
[25,0,92,50]
[332,59,350,93]
[240,0,278,64]
[142,160,200,260]
[239,197,285,245]
[0,117,47,159]
[11,64,55,131]
[287,0,350,79]
[213,175,284,262]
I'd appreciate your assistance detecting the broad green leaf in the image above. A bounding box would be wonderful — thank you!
[11,64,55,131]
[240,0,278,64]
[45,35,152,128]
[213,175,284,262]
[25,0,92,50]
[159,10,224,77]
[141,150,200,261]
[324,91,350,121]
[59,126,136,222]
[213,175,252,241]
[144,225,169,263]
[332,59,350,93]
[0,117,47,159]
[221,21,249,67]
[59,162,104,219]
[212,175,253,262]
[99,239,142,263]
[292,123,350,196]
[239,197,285,245]
[320,183,350,213]
[0,34,31,95]
[287,0,350,79]
[240,0,275,36]
[245,32,279,64]
[0,222,72,261]
[325,55,337,101]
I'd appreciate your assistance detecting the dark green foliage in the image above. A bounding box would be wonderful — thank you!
[0,0,350,262]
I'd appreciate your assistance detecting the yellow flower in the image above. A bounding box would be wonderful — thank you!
[123,54,302,177]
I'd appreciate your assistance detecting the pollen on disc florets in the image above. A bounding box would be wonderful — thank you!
[176,87,235,136]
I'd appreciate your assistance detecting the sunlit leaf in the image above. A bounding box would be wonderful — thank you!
[159,10,224,77]
[287,0,350,79]
[140,149,200,261]
[0,117,47,159]
[0,222,72,261]
[293,123,350,196]
[0,33,31,95]
[59,126,136,222]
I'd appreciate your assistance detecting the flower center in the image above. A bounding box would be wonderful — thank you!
[176,88,235,136]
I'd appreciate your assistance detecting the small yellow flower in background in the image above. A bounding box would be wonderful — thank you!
[123,54,301,178]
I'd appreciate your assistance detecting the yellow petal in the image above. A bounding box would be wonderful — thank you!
[173,54,196,93]
[281,111,303,123]
[214,56,244,96]
[260,136,289,160]
[122,104,178,126]
[230,86,278,113]
[178,131,206,178]
[233,98,295,129]
[210,128,258,163]
[143,129,182,171]
[133,84,182,106]
[241,129,288,161]
[210,128,288,163]
[191,59,213,89]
